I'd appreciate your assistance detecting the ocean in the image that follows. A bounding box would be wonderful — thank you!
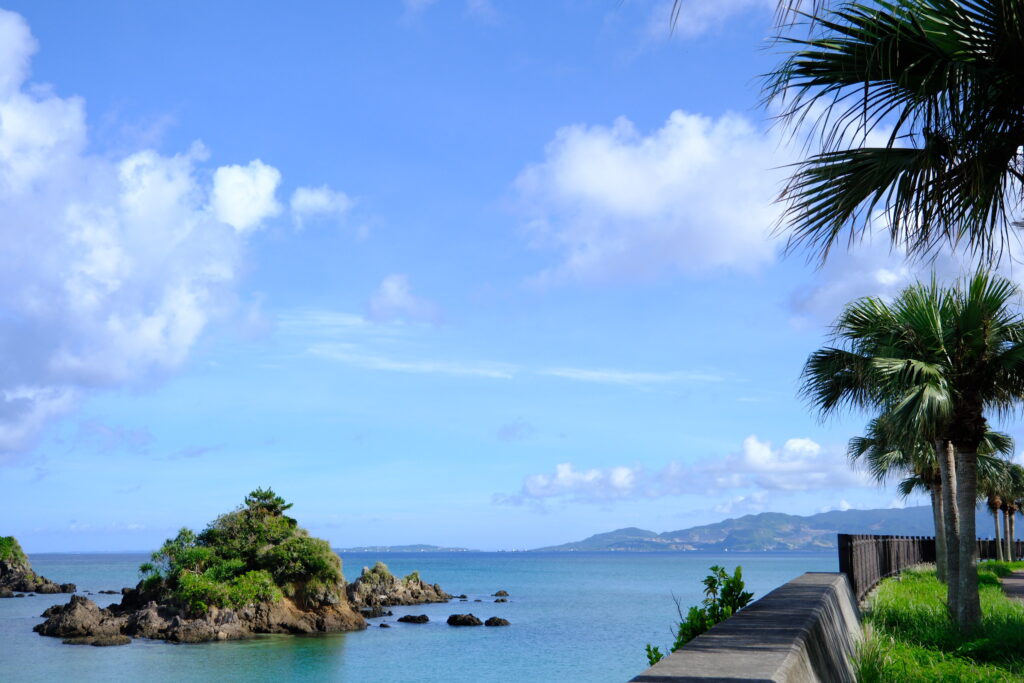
[0,551,838,682]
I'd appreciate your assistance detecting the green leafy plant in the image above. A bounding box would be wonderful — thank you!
[645,565,754,666]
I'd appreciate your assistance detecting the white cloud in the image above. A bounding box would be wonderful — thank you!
[210,159,282,232]
[521,463,643,502]
[502,434,870,505]
[542,366,721,385]
[516,110,788,283]
[366,274,439,323]
[290,185,353,228]
[0,9,296,459]
[645,0,774,40]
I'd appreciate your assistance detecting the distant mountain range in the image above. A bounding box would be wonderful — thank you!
[533,506,992,552]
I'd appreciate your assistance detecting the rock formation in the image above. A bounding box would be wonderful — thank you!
[347,562,451,617]
[0,536,75,598]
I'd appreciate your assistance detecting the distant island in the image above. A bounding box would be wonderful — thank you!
[533,506,979,552]
[335,544,475,553]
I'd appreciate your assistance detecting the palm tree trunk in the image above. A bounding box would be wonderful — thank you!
[936,440,960,616]
[931,485,947,582]
[994,510,1003,561]
[1004,508,1012,562]
[1011,512,1018,561]
[955,447,981,631]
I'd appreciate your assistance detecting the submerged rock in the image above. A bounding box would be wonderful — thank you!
[397,614,429,624]
[447,613,482,626]
[494,598,507,603]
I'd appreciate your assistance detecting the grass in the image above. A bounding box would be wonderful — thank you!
[855,561,1024,682]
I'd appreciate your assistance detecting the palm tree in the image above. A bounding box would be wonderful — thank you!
[1004,464,1024,560]
[980,459,1012,561]
[851,416,1012,580]
[802,271,1024,630]
[762,0,1024,262]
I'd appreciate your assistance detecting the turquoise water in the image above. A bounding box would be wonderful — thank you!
[0,551,837,682]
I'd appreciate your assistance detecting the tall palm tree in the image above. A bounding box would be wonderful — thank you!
[802,271,1024,630]
[762,0,1024,262]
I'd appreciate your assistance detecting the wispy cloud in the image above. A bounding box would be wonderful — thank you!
[541,367,721,385]
[308,343,517,379]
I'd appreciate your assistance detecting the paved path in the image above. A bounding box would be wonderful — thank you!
[1000,570,1024,601]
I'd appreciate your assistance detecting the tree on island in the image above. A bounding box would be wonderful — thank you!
[139,487,343,614]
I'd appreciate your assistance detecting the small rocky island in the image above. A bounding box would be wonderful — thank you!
[35,489,449,645]
[347,561,450,617]
[0,536,75,597]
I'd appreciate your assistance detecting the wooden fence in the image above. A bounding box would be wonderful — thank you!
[837,534,1024,602]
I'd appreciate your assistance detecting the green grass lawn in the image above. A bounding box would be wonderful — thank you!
[855,561,1024,682]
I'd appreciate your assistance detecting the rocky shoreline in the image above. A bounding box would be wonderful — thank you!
[0,536,75,598]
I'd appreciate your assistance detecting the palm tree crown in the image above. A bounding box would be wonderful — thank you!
[765,0,1024,261]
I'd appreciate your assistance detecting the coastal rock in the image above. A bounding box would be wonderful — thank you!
[397,614,429,623]
[494,598,507,603]
[484,617,510,627]
[493,590,509,597]
[36,592,365,644]
[379,623,390,628]
[0,536,76,596]
[447,613,482,626]
[347,563,451,610]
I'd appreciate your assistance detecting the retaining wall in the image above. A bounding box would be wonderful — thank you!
[629,572,861,683]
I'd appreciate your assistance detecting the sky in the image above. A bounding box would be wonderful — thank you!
[0,0,1018,553]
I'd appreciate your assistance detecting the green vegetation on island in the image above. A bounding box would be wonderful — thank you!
[138,488,344,614]
[855,563,1024,682]
[0,536,27,564]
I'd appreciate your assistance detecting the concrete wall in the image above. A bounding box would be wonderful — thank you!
[629,572,861,683]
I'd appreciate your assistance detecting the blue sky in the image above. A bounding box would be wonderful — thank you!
[0,1,1010,552]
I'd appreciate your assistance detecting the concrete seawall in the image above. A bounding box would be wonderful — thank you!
[629,572,861,683]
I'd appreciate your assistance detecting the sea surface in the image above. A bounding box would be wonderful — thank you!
[0,551,837,682]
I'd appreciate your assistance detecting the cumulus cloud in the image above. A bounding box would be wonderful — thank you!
[500,434,870,505]
[366,274,439,323]
[290,185,353,228]
[516,110,789,283]
[0,9,292,459]
[210,159,282,231]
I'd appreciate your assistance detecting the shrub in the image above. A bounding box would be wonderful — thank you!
[645,565,754,666]
[0,536,27,564]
